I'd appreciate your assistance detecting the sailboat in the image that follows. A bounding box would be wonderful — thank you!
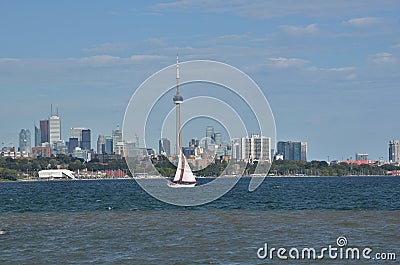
[168,152,197,188]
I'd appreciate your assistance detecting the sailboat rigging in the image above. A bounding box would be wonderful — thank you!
[168,152,197,187]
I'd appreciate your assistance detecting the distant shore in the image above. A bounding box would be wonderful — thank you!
[1,174,394,183]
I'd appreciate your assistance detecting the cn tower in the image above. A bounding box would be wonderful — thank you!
[173,56,183,155]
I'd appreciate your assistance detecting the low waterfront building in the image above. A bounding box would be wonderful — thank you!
[1,147,30,159]
[38,169,76,180]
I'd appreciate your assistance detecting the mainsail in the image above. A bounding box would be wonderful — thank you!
[173,153,197,183]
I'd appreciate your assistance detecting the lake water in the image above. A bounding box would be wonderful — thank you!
[0,177,399,264]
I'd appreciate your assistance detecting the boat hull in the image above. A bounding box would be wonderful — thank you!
[167,181,196,188]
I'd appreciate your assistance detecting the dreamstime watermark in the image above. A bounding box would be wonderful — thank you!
[257,236,397,261]
[123,60,276,206]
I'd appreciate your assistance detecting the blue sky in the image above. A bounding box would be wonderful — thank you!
[1,0,400,160]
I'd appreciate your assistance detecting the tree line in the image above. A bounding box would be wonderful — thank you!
[0,155,129,181]
[0,155,398,181]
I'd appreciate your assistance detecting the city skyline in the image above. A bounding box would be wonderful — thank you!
[4,103,400,162]
[1,1,400,160]
[6,111,400,167]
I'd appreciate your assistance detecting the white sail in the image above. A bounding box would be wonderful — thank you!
[173,154,183,182]
[173,153,196,183]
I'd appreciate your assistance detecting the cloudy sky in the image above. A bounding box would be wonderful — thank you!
[1,0,400,160]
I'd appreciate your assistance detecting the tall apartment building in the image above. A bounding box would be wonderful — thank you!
[389,140,400,163]
[18,129,31,153]
[276,141,307,161]
[159,138,171,156]
[231,138,241,160]
[231,134,271,162]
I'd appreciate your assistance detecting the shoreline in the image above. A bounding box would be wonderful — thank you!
[1,174,396,183]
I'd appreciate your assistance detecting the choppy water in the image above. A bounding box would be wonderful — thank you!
[0,177,399,264]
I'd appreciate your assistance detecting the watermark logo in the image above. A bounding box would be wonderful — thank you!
[336,236,347,247]
[257,236,397,261]
[123,60,276,206]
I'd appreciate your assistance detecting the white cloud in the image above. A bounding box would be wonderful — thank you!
[345,73,357,80]
[280,24,318,36]
[309,66,355,72]
[369,52,396,63]
[0,58,20,63]
[392,43,400,50]
[83,43,127,53]
[216,33,248,41]
[129,55,166,61]
[152,0,209,10]
[72,54,167,67]
[150,0,400,19]
[342,17,382,27]
[78,55,123,66]
[199,33,249,45]
[267,57,309,68]
[143,38,165,46]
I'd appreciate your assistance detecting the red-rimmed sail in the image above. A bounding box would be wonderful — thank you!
[173,152,197,184]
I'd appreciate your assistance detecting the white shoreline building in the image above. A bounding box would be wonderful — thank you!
[231,134,271,162]
[38,169,76,180]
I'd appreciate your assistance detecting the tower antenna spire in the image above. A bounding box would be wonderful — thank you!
[176,54,180,95]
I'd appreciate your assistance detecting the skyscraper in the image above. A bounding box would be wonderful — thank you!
[205,126,214,151]
[80,129,91,150]
[40,120,49,144]
[214,133,222,145]
[159,138,171,156]
[68,138,79,153]
[70,127,86,141]
[173,56,183,155]
[34,124,41,147]
[97,135,105,154]
[213,132,225,157]
[277,141,307,161]
[70,127,92,150]
[18,129,31,153]
[105,136,113,154]
[49,115,61,145]
[389,140,400,163]
[112,125,122,151]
